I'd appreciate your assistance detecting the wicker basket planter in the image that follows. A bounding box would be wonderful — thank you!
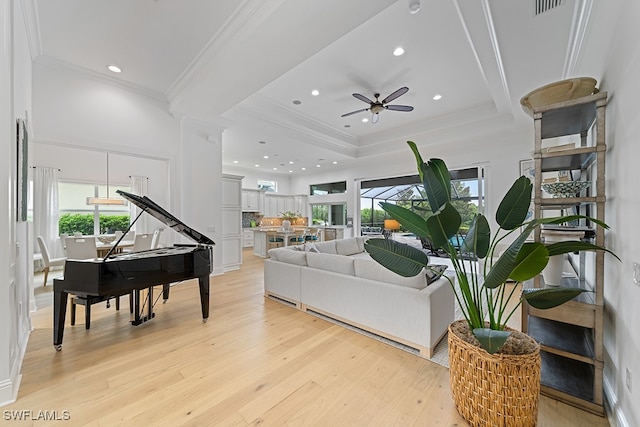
[448,320,541,427]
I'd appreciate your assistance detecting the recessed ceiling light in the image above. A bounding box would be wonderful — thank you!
[233,160,238,164]
[301,167,306,171]
[258,140,266,144]
[288,170,293,173]
[289,161,294,164]
[311,89,320,96]
[316,165,321,168]
[333,161,338,164]
[344,124,351,128]
[107,65,122,73]
[433,94,442,100]
[293,100,302,105]
[393,47,405,56]
[273,167,278,170]
[263,155,269,159]
[362,118,369,123]
[318,158,324,161]
[254,164,260,167]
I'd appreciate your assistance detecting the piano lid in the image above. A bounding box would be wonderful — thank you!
[116,190,215,245]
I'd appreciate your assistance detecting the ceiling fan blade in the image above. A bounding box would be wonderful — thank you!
[352,93,374,104]
[341,108,369,117]
[385,105,414,112]
[381,87,409,104]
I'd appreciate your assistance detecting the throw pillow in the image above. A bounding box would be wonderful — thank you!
[426,264,448,285]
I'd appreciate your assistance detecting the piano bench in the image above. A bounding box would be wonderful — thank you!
[70,293,134,329]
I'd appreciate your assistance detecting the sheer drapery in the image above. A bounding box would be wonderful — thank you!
[129,176,149,233]
[33,167,62,260]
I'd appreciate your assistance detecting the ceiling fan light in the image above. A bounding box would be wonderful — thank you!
[393,47,405,56]
[372,113,380,124]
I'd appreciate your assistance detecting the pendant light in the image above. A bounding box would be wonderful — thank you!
[86,152,126,206]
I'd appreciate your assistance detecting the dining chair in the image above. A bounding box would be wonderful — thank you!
[36,236,66,286]
[132,233,153,251]
[305,228,320,242]
[150,229,161,249]
[65,237,97,260]
[115,230,136,242]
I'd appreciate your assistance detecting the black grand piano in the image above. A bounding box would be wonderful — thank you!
[53,190,215,351]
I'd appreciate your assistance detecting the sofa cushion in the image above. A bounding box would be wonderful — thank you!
[268,248,281,261]
[353,258,427,289]
[313,240,337,254]
[307,252,355,276]
[335,238,361,256]
[276,249,308,266]
[355,236,365,252]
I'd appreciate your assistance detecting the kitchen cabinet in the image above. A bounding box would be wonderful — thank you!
[222,175,243,272]
[241,189,262,212]
[521,92,607,415]
[242,229,254,248]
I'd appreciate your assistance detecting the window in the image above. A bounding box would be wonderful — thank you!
[257,180,277,192]
[311,203,346,226]
[309,181,347,196]
[58,182,130,235]
[360,167,484,233]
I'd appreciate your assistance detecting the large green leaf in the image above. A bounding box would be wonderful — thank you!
[473,328,511,354]
[509,242,548,281]
[364,238,428,277]
[425,203,461,249]
[495,176,533,230]
[546,240,621,261]
[483,229,533,288]
[379,202,429,239]
[522,287,589,309]
[463,214,490,258]
[407,141,425,182]
[423,158,451,212]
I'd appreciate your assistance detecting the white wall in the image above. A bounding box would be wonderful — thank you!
[0,0,33,406]
[593,1,640,425]
[222,164,291,194]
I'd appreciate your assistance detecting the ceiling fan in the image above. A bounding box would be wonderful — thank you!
[341,86,414,122]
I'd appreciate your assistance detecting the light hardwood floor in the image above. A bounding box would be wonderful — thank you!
[6,250,609,426]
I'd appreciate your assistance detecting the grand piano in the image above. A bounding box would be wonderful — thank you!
[53,190,215,351]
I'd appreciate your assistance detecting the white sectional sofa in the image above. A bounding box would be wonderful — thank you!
[264,237,455,358]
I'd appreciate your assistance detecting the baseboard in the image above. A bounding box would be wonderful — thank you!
[603,373,631,427]
[212,267,225,276]
[0,329,30,407]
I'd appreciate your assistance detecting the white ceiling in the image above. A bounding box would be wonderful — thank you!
[29,0,612,175]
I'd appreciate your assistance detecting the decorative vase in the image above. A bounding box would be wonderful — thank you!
[540,230,585,286]
[448,320,541,427]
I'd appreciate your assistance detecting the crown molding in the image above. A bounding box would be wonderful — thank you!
[19,0,42,60]
[166,0,283,102]
[563,0,593,78]
[34,55,169,104]
[454,0,512,114]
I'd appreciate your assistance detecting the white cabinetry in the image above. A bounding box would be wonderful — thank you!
[263,194,306,217]
[242,229,254,248]
[222,175,242,271]
[241,189,263,212]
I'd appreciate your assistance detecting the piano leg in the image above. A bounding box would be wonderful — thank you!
[162,283,170,303]
[53,284,68,351]
[198,275,210,323]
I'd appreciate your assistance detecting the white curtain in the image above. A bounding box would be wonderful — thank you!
[33,167,62,259]
[129,176,149,234]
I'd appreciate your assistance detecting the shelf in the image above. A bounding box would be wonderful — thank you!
[534,92,606,139]
[527,316,594,361]
[540,351,596,403]
[537,196,600,208]
[539,147,599,171]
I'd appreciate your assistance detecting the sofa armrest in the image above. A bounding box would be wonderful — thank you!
[264,259,302,305]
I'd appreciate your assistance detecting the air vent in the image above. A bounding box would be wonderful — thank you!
[535,0,565,15]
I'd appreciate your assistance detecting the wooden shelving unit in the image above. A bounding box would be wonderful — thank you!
[521,92,608,416]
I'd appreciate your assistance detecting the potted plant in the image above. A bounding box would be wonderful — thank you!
[365,141,617,426]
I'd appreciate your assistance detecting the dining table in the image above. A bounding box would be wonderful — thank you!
[95,238,135,258]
